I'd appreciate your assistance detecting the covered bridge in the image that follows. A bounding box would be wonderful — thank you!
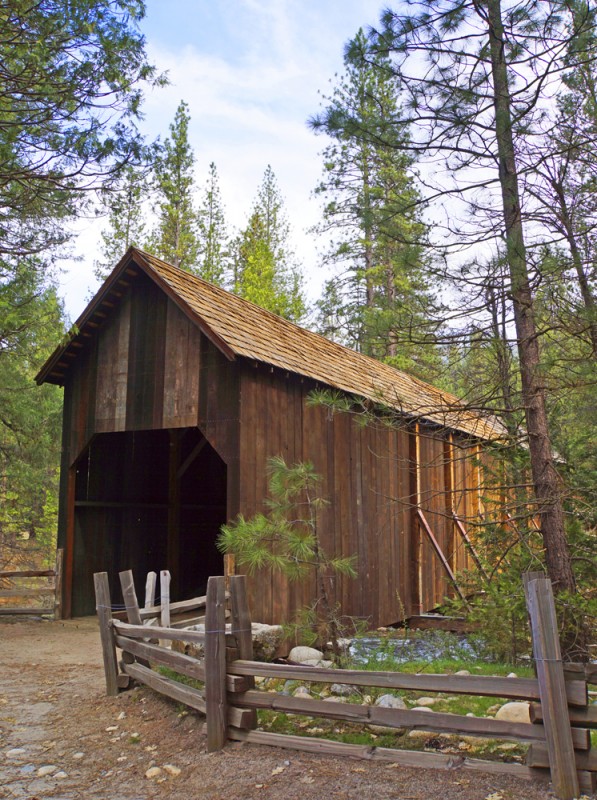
[37,247,502,624]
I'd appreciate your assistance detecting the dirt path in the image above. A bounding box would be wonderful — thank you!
[0,617,561,799]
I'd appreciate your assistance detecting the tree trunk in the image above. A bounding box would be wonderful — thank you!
[484,0,577,601]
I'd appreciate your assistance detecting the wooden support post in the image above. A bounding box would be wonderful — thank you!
[526,577,580,800]
[53,548,64,620]
[205,576,227,752]
[94,572,119,696]
[63,465,76,619]
[408,426,421,615]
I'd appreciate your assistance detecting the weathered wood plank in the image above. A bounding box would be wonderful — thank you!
[563,663,597,685]
[114,635,205,682]
[530,702,597,729]
[123,662,206,714]
[139,595,209,619]
[226,660,587,704]
[205,576,227,752]
[227,728,548,781]
[119,569,143,626]
[527,743,597,772]
[94,572,119,696]
[144,571,157,609]
[231,690,589,747]
[526,578,579,800]
[229,575,256,729]
[112,619,206,644]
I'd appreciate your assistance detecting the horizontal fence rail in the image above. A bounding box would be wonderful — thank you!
[94,570,596,800]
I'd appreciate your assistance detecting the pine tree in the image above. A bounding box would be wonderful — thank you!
[359,1,597,636]
[95,164,150,280]
[310,30,438,378]
[232,166,305,322]
[197,162,228,286]
[149,101,199,271]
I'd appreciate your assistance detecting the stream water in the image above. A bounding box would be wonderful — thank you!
[348,630,488,665]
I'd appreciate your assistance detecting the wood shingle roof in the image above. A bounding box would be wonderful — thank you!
[37,247,506,441]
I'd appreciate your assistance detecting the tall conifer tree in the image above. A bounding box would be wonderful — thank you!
[149,101,199,271]
[197,162,228,286]
[310,30,437,377]
[232,166,305,322]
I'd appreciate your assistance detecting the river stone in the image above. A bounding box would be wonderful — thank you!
[37,765,58,777]
[415,697,437,707]
[495,702,531,724]
[412,706,433,712]
[330,683,354,696]
[6,748,26,758]
[145,767,163,779]
[293,686,311,698]
[288,646,324,664]
[375,694,407,710]
[454,669,470,676]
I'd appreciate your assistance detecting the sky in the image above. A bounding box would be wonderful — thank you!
[60,0,389,321]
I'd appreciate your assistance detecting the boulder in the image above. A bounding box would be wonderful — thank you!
[495,702,531,724]
[330,683,355,696]
[415,697,437,707]
[251,623,284,662]
[375,694,407,710]
[288,646,324,664]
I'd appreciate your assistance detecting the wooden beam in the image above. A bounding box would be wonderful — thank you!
[417,509,469,606]
[452,512,489,581]
[53,548,63,620]
[64,465,76,619]
[177,437,207,480]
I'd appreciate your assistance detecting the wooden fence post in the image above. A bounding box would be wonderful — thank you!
[94,572,119,697]
[526,577,580,800]
[119,569,143,625]
[145,571,157,609]
[53,548,64,620]
[160,570,171,628]
[229,575,257,730]
[119,569,150,667]
[205,576,227,752]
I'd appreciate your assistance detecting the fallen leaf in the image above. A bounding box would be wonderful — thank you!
[271,766,285,776]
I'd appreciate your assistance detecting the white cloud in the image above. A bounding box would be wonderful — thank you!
[59,1,386,319]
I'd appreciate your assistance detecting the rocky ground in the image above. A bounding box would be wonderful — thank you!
[0,616,573,799]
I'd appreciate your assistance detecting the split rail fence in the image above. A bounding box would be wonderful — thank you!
[95,570,596,800]
[0,548,63,618]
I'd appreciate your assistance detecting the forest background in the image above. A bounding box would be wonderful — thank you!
[1,0,595,657]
